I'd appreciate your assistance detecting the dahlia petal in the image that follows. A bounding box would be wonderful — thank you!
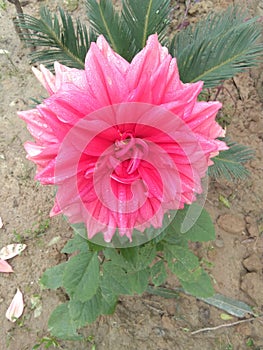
[128,34,168,92]
[149,55,173,103]
[50,198,62,217]
[32,65,56,95]
[145,199,164,228]
[163,58,183,102]
[24,142,58,170]
[188,101,223,136]
[0,244,27,260]
[162,81,203,119]
[19,34,227,243]
[138,166,163,201]
[54,62,89,91]
[0,259,13,273]
[86,201,112,239]
[35,158,56,184]
[96,35,129,75]
[18,109,57,143]
[103,215,117,242]
[6,288,24,322]
[37,105,71,141]
[85,41,129,105]
[188,101,221,122]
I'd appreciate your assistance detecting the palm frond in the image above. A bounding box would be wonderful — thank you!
[170,6,262,88]
[121,0,171,51]
[85,0,134,61]
[85,0,171,61]
[17,7,96,69]
[208,138,254,181]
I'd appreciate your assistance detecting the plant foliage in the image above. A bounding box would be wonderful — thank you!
[42,204,215,339]
[17,7,96,69]
[121,0,170,52]
[17,2,262,88]
[208,138,254,181]
[85,0,171,61]
[85,0,132,60]
[170,6,262,87]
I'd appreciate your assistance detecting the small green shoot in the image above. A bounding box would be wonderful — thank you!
[24,219,51,238]
[225,344,234,350]
[246,338,254,347]
[220,313,233,321]
[86,335,96,349]
[0,0,7,11]
[13,230,24,243]
[32,336,61,349]
[219,194,231,209]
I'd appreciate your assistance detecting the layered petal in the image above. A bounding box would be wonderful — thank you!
[19,34,227,244]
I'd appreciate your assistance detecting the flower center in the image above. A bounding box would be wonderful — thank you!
[111,132,149,184]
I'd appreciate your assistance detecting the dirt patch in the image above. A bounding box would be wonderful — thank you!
[0,0,263,349]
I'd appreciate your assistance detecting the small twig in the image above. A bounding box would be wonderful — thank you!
[7,0,30,41]
[142,301,165,315]
[7,0,23,14]
[191,316,260,335]
[176,0,193,30]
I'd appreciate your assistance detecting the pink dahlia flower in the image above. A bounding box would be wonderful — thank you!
[19,34,227,243]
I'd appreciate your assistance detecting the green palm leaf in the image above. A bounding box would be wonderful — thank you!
[85,0,133,60]
[208,139,254,181]
[170,6,262,88]
[121,0,170,51]
[85,0,171,61]
[17,7,96,69]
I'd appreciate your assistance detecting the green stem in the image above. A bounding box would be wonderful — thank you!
[146,285,182,298]
[142,0,153,48]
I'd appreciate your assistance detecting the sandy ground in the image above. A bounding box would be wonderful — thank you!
[0,0,263,349]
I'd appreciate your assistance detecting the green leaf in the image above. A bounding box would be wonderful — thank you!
[180,269,214,298]
[102,263,149,295]
[180,204,215,241]
[122,0,170,50]
[71,223,104,252]
[199,293,255,317]
[164,204,215,243]
[104,244,156,272]
[63,252,100,301]
[40,262,67,290]
[104,248,128,267]
[61,233,89,254]
[120,244,156,271]
[170,6,262,88]
[100,285,118,315]
[68,293,102,327]
[102,264,132,295]
[17,7,96,69]
[68,286,118,327]
[208,139,254,181]
[150,260,167,286]
[164,245,200,282]
[128,268,150,294]
[85,0,133,60]
[48,302,82,340]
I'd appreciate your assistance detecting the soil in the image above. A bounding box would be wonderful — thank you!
[0,0,263,349]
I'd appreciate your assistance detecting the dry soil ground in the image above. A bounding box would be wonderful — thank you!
[0,0,263,349]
